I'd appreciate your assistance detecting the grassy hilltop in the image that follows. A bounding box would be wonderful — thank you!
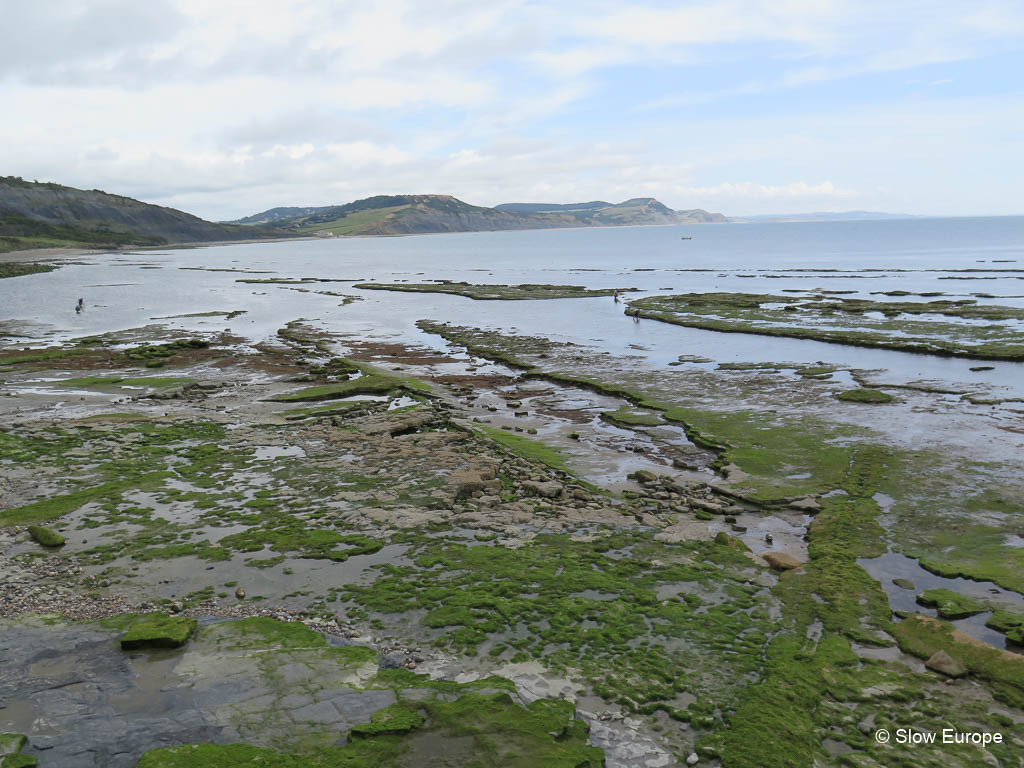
[232,193,726,236]
[0,176,287,253]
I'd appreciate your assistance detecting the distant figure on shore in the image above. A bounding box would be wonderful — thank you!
[75,298,84,314]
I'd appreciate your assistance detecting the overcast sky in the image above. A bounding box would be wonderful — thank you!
[2,0,1023,220]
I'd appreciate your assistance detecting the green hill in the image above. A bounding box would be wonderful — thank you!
[0,176,288,254]
[233,194,726,236]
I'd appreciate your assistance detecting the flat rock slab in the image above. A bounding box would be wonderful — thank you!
[0,620,395,768]
[763,551,803,571]
[120,613,197,650]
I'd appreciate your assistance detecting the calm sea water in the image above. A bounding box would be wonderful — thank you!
[3,216,1024,393]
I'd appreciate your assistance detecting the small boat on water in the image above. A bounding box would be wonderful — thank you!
[680,235,692,240]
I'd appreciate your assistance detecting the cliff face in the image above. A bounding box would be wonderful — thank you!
[0,177,285,249]
[236,194,727,235]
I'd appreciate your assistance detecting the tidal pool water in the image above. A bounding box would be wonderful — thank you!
[4,216,1024,395]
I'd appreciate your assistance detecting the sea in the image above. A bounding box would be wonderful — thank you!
[3,215,1024,395]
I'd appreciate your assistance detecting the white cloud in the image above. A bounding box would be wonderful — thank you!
[1,0,1023,219]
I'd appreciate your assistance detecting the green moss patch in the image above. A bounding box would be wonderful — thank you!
[0,471,171,526]
[629,292,1024,361]
[271,358,429,402]
[599,407,664,427]
[836,388,894,404]
[1,755,38,768]
[120,612,198,650]
[356,281,635,300]
[219,616,327,649]
[349,704,425,738]
[136,742,402,767]
[915,588,987,619]
[475,426,569,473]
[986,610,1024,642]
[120,338,209,363]
[26,525,65,547]
[0,262,57,279]
[270,375,398,402]
[343,529,771,718]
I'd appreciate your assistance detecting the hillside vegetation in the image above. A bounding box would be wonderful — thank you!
[0,176,287,253]
[233,194,725,235]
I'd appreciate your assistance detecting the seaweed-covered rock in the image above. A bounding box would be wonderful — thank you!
[120,612,198,650]
[925,649,968,678]
[915,588,986,620]
[986,610,1024,645]
[0,734,27,756]
[348,704,425,738]
[2,755,38,768]
[27,525,65,547]
[836,388,894,404]
[714,531,750,553]
[0,733,36,767]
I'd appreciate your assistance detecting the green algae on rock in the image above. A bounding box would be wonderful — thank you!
[986,610,1024,644]
[628,292,1024,360]
[27,524,65,547]
[348,704,424,738]
[355,280,636,300]
[270,358,430,402]
[1,754,38,768]
[0,262,57,279]
[135,691,602,768]
[915,588,988,620]
[0,734,27,756]
[119,612,198,650]
[836,388,894,404]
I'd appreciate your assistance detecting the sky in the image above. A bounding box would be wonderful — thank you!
[2,0,1023,220]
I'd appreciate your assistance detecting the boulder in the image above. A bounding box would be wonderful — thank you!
[628,470,657,484]
[892,578,916,591]
[120,613,198,650]
[378,652,405,670]
[925,649,968,678]
[915,588,986,620]
[0,733,27,756]
[27,525,65,548]
[522,480,563,499]
[763,552,802,571]
[788,496,822,513]
[450,469,486,500]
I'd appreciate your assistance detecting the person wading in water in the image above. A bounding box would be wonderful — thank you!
[75,298,84,314]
